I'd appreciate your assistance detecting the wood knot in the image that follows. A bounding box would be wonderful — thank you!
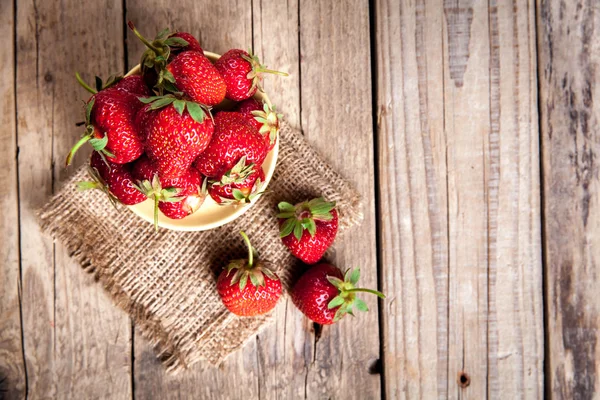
[458,371,470,388]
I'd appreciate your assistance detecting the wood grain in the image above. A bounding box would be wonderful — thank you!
[125,3,261,399]
[251,0,309,398]
[299,1,382,398]
[0,1,27,399]
[376,0,543,398]
[15,0,132,398]
[375,0,448,398]
[538,0,600,398]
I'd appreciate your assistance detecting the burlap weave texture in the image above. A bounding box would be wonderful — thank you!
[38,122,362,374]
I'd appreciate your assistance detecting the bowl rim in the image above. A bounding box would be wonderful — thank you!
[125,50,279,231]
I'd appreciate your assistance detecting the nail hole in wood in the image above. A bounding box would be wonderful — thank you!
[458,371,470,388]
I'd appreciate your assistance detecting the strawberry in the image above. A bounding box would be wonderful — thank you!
[166,51,226,106]
[235,99,282,151]
[78,152,146,206]
[132,156,206,229]
[139,95,214,179]
[114,75,151,96]
[291,264,385,325]
[194,112,268,178]
[66,75,145,166]
[277,198,338,264]
[214,49,288,101]
[209,160,265,205]
[169,32,203,56]
[128,22,205,92]
[217,231,282,316]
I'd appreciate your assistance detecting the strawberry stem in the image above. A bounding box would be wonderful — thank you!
[240,231,253,267]
[128,21,162,54]
[75,72,97,94]
[65,134,91,166]
[346,288,386,299]
[153,195,159,232]
[257,67,289,77]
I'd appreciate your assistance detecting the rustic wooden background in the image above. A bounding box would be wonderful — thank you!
[1,0,598,398]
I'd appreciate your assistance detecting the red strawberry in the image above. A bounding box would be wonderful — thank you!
[78,152,146,206]
[140,95,214,179]
[194,112,268,178]
[132,156,206,229]
[291,264,385,325]
[277,198,338,264]
[169,32,203,56]
[209,161,265,204]
[157,168,205,219]
[114,75,151,96]
[66,76,145,166]
[214,49,288,101]
[217,232,282,316]
[128,22,206,92]
[166,51,226,106]
[235,99,282,151]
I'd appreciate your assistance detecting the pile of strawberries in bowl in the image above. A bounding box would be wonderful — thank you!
[67,23,385,324]
[67,23,286,230]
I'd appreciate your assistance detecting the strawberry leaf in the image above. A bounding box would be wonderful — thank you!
[164,69,176,83]
[249,272,259,287]
[326,276,344,289]
[164,37,189,47]
[239,273,248,291]
[86,98,95,123]
[173,100,186,115]
[232,189,245,201]
[89,135,108,151]
[276,212,295,219]
[350,268,360,285]
[354,298,368,312]
[138,96,163,104]
[149,96,176,110]
[278,201,295,213]
[279,218,295,238]
[95,76,103,92]
[327,295,345,309]
[155,27,171,40]
[293,221,304,241]
[186,101,206,123]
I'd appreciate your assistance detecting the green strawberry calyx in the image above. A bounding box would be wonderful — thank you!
[133,174,184,231]
[226,231,279,291]
[214,156,255,187]
[218,178,266,206]
[128,22,190,95]
[240,50,289,96]
[65,97,115,167]
[251,102,282,146]
[139,94,212,123]
[76,166,119,209]
[277,197,336,241]
[326,268,386,322]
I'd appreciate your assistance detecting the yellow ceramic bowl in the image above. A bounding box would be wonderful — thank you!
[125,51,278,231]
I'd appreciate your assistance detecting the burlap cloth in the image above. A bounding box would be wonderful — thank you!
[38,122,362,374]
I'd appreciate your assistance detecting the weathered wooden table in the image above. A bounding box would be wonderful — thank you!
[1,0,597,398]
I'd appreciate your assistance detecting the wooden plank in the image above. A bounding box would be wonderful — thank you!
[375,0,448,398]
[125,4,261,399]
[250,0,310,398]
[538,1,600,398]
[298,1,382,398]
[376,0,543,398]
[0,1,27,398]
[16,0,132,398]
